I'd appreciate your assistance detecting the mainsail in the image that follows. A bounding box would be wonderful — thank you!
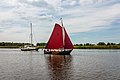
[45,23,73,49]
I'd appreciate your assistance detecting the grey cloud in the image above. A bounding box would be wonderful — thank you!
[18,0,54,10]
[0,1,15,11]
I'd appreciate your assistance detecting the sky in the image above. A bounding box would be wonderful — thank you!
[0,0,119,44]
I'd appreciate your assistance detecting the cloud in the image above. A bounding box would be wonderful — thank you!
[79,0,103,5]
[57,0,120,33]
[0,0,119,43]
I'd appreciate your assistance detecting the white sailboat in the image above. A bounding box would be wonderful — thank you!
[21,23,39,51]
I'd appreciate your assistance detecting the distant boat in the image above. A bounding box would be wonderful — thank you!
[21,23,39,51]
[44,18,73,55]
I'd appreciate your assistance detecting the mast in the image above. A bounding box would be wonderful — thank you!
[30,23,33,45]
[60,18,65,48]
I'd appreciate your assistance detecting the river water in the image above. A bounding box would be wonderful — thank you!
[0,49,120,80]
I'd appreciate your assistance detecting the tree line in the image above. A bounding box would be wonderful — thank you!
[74,42,120,49]
[0,42,120,46]
[0,42,46,48]
[0,42,120,49]
[74,42,120,46]
[0,42,30,46]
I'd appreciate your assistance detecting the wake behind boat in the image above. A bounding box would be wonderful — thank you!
[20,23,39,51]
[44,18,73,55]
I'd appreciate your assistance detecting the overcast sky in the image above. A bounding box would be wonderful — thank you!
[0,0,119,44]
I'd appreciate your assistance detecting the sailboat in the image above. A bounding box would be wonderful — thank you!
[44,18,73,55]
[21,23,39,51]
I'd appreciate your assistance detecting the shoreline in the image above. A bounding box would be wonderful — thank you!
[74,45,120,49]
[0,46,120,49]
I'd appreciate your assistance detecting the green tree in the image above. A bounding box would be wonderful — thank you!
[107,42,110,45]
[97,42,106,45]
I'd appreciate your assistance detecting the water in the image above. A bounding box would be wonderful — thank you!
[0,49,120,80]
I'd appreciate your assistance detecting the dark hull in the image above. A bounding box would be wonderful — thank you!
[44,49,72,55]
[21,48,39,51]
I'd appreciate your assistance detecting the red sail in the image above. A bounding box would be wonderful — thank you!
[64,28,74,49]
[45,23,73,49]
[45,23,63,49]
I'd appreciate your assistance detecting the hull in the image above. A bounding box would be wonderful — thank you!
[44,49,72,55]
[21,47,39,51]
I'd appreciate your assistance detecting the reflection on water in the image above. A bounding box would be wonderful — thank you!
[44,55,73,80]
[0,49,120,80]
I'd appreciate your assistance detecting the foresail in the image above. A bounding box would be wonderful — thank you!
[45,24,63,49]
[64,28,74,49]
